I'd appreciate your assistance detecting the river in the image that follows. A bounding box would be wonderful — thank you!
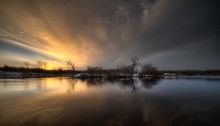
[0,77,220,126]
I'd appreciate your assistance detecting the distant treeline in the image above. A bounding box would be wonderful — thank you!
[0,65,75,78]
[160,70,220,76]
[1,64,220,79]
[0,65,69,73]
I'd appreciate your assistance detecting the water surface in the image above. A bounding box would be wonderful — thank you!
[0,77,220,126]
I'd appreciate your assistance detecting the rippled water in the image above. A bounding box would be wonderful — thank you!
[0,77,220,126]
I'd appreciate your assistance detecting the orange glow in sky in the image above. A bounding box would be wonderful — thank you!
[0,0,219,70]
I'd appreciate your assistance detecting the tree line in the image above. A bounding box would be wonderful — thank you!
[1,57,220,78]
[65,57,160,79]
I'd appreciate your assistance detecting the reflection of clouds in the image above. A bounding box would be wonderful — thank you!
[109,78,161,91]
[66,79,77,94]
[0,77,220,125]
[0,77,162,94]
[78,78,161,91]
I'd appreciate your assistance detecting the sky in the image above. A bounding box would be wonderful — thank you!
[0,0,219,70]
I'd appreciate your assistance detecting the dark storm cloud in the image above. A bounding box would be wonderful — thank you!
[0,0,219,69]
[107,0,220,69]
[133,0,220,69]
[136,0,219,53]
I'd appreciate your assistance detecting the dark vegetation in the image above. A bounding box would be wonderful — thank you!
[0,57,220,78]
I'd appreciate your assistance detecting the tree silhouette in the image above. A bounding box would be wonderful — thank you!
[37,60,43,69]
[66,60,75,76]
[42,61,47,70]
[36,60,47,70]
[23,61,31,69]
[86,66,103,77]
[140,64,158,77]
[131,56,140,75]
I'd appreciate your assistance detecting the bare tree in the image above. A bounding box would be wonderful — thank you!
[37,60,43,69]
[66,60,75,71]
[24,61,30,69]
[36,60,47,70]
[131,56,140,74]
[66,60,76,77]
[116,64,133,77]
[42,61,47,70]
[140,64,158,78]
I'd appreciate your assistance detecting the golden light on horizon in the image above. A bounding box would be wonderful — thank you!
[0,0,219,70]
[0,25,100,69]
[46,64,53,70]
[0,1,102,69]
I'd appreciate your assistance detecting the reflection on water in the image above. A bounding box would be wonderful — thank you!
[0,77,220,126]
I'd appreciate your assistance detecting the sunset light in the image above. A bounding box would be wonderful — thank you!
[0,0,219,126]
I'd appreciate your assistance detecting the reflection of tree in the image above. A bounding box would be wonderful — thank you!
[37,78,44,90]
[75,77,161,91]
[120,79,135,86]
[86,78,103,86]
[104,78,122,84]
[140,78,161,89]
[119,78,138,91]
[24,78,29,89]
[66,79,78,94]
